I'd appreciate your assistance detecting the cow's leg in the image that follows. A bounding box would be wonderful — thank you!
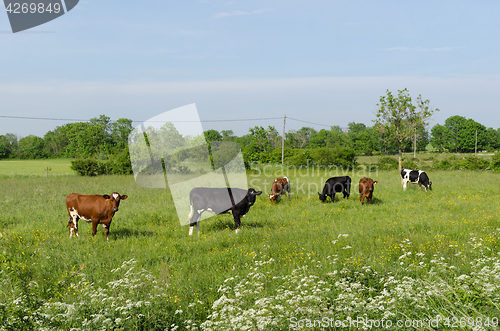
[402,179,408,190]
[68,209,79,238]
[102,223,110,241]
[189,210,202,236]
[233,213,241,233]
[330,193,335,203]
[91,220,98,237]
[360,194,365,205]
[68,216,79,238]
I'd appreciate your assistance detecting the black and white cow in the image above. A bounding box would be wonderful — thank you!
[318,176,351,203]
[187,187,262,235]
[401,169,432,191]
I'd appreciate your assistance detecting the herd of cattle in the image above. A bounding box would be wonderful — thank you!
[65,169,432,239]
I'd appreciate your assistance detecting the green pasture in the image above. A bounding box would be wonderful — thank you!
[1,161,500,330]
[0,159,74,178]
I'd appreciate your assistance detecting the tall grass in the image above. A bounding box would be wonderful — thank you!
[1,164,500,330]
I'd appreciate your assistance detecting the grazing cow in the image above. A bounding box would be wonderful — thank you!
[66,192,128,241]
[358,177,378,205]
[268,176,291,202]
[401,169,432,191]
[187,187,262,235]
[318,176,351,203]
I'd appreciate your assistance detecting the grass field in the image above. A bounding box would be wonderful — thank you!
[0,159,74,178]
[1,160,500,330]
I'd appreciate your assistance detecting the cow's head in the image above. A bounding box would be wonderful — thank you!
[428,181,432,191]
[103,192,128,213]
[247,188,262,206]
[318,192,327,202]
[268,193,278,202]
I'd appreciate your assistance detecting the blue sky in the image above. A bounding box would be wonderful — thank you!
[1,0,500,138]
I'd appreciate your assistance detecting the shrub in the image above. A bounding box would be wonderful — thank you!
[286,150,312,167]
[458,156,490,170]
[377,156,398,170]
[107,150,133,175]
[492,152,500,172]
[70,158,104,176]
[309,147,357,169]
[435,158,453,170]
[401,157,419,170]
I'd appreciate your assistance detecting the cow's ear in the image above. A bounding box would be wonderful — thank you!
[255,191,262,196]
[121,195,128,200]
[103,195,111,199]
[374,181,378,184]
[267,193,271,196]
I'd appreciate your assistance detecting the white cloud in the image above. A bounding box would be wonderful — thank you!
[213,8,272,19]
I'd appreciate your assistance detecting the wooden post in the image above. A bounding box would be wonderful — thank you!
[281,114,286,165]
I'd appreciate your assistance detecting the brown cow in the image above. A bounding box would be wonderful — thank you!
[358,177,377,205]
[268,176,291,202]
[66,192,128,241]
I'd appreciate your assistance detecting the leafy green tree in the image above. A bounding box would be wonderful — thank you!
[286,127,316,149]
[111,118,133,151]
[3,133,18,156]
[62,122,108,158]
[221,130,235,141]
[0,135,12,159]
[402,125,429,153]
[17,135,47,159]
[204,129,223,142]
[374,89,438,170]
[443,115,466,152]
[346,122,378,155]
[441,116,487,152]
[430,124,449,152]
[485,128,500,150]
[248,126,281,152]
[459,118,486,152]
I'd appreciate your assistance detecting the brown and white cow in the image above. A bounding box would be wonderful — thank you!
[358,177,377,205]
[66,192,128,241]
[268,176,291,202]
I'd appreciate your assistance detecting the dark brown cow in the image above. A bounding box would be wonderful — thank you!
[268,176,291,202]
[358,177,377,205]
[66,192,128,240]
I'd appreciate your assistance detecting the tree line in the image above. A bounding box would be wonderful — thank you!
[2,88,500,168]
[1,114,499,161]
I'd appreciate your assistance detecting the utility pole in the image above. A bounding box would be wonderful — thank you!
[413,133,417,158]
[475,130,478,156]
[281,114,286,165]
